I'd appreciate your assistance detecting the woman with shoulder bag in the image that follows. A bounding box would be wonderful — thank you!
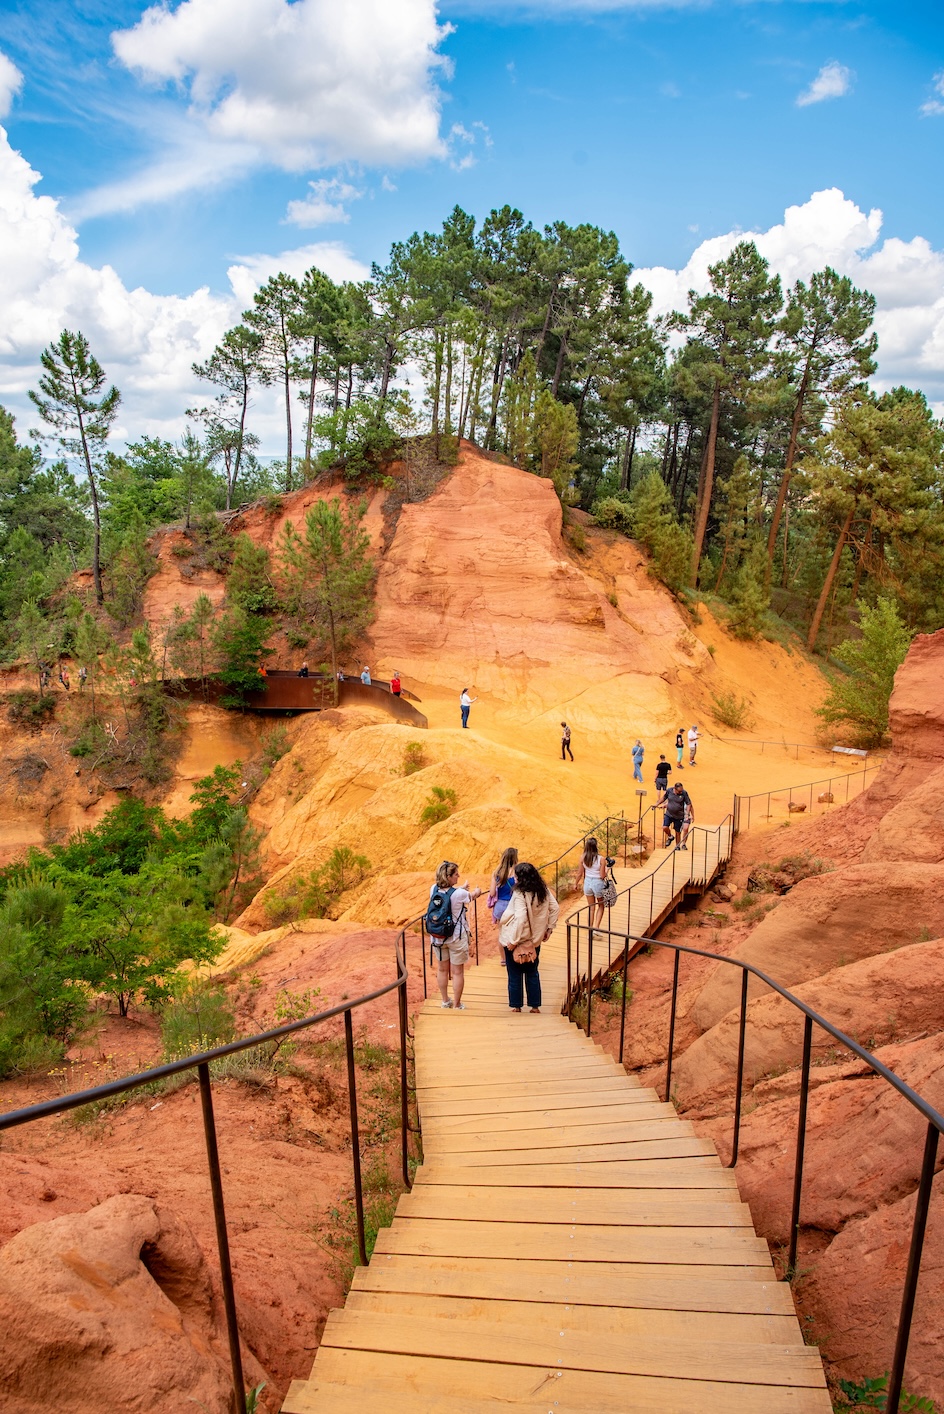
[499,862,560,1013]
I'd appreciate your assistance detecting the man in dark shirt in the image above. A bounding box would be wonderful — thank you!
[654,754,672,799]
[663,781,694,850]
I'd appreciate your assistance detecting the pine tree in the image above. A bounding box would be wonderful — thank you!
[627,471,693,593]
[226,533,277,613]
[816,597,911,745]
[726,541,770,640]
[278,498,375,686]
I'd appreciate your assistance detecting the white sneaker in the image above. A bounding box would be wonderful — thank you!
[454,1003,466,1011]
[440,1000,453,1009]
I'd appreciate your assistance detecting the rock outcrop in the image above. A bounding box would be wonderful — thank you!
[0,1194,260,1413]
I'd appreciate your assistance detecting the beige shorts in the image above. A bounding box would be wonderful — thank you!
[431,934,470,966]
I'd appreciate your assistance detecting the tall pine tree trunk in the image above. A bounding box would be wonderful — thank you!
[303,336,320,476]
[283,361,293,493]
[77,408,103,604]
[690,382,720,584]
[431,333,443,457]
[444,331,454,442]
[806,501,856,652]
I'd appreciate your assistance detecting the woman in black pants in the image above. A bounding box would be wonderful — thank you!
[499,862,560,1013]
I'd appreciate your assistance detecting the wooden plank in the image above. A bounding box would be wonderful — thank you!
[431,1134,718,1165]
[321,1308,825,1387]
[362,1253,776,1287]
[371,1217,772,1266]
[423,1116,685,1153]
[420,1089,657,1119]
[345,1288,803,1345]
[396,1188,752,1228]
[285,1350,832,1413]
[414,1076,634,1102]
[421,1100,668,1134]
[354,1255,797,1309]
[414,1159,736,1188]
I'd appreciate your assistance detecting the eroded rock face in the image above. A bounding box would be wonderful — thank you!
[673,938,944,1108]
[688,862,944,1034]
[0,1194,257,1413]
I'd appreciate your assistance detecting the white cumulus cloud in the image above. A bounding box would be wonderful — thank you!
[0,50,22,119]
[634,188,944,406]
[112,0,452,177]
[0,123,368,449]
[796,61,853,108]
[920,70,944,117]
[284,178,364,228]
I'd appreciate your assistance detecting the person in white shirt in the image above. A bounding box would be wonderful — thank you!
[688,724,700,766]
[460,687,477,729]
[428,861,482,1010]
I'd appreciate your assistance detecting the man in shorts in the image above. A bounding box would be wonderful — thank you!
[688,723,699,766]
[663,781,694,850]
[429,862,482,1010]
[655,754,672,799]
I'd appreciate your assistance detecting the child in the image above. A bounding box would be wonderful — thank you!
[655,754,672,798]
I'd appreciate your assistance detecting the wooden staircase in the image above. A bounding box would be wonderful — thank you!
[283,851,830,1413]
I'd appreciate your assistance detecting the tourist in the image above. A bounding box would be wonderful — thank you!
[258,664,268,679]
[655,754,671,798]
[390,670,402,698]
[575,836,610,931]
[488,846,519,952]
[499,862,559,1014]
[688,723,699,765]
[58,665,70,691]
[663,781,694,850]
[632,739,644,784]
[425,861,482,1010]
[460,687,477,729]
[675,727,685,770]
[561,721,574,761]
[361,665,372,685]
[298,661,309,678]
[78,666,87,690]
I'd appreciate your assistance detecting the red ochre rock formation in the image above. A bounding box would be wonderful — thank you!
[0,1194,261,1413]
[664,625,944,1403]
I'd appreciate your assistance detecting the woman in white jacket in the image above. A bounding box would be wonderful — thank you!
[499,862,560,1013]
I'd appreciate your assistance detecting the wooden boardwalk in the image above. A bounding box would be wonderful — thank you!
[283,839,829,1413]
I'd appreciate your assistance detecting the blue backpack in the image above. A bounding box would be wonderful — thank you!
[425,887,456,939]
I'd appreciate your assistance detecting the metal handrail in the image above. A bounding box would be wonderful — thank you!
[563,923,944,1414]
[0,933,415,1414]
[732,762,879,834]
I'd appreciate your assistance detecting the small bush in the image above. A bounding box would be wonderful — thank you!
[7,691,56,729]
[710,690,755,730]
[161,979,236,1060]
[607,592,618,608]
[836,1372,936,1411]
[261,724,290,773]
[264,846,371,925]
[569,524,587,553]
[420,785,457,827]
[402,740,425,775]
[593,497,633,531]
[286,628,310,649]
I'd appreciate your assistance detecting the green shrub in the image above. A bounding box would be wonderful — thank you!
[837,1372,935,1411]
[260,724,290,773]
[161,979,236,1059]
[726,543,770,641]
[420,785,457,826]
[402,741,425,775]
[710,690,755,730]
[626,471,693,593]
[592,497,633,531]
[264,846,370,925]
[7,691,56,729]
[816,597,911,747]
[568,524,587,553]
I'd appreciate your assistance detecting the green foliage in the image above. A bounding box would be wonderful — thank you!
[816,597,911,746]
[105,511,157,627]
[627,471,693,592]
[226,532,278,613]
[592,496,633,531]
[420,785,458,826]
[726,541,771,640]
[836,1373,936,1411]
[6,689,56,729]
[710,690,755,730]
[402,740,426,775]
[0,874,88,1078]
[278,496,375,678]
[264,845,370,925]
[161,978,236,1059]
[211,605,271,707]
[260,724,290,772]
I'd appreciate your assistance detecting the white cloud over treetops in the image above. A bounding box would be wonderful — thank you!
[0,124,368,448]
[796,62,853,107]
[2,123,944,455]
[634,188,944,405]
[112,0,451,175]
[0,50,23,119]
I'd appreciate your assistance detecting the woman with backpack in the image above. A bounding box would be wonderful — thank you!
[574,836,610,930]
[499,863,559,1013]
[426,861,482,1010]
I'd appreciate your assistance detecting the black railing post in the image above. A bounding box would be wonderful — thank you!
[397,954,411,1190]
[344,1009,368,1268]
[566,921,572,1003]
[586,927,593,1037]
[664,949,680,1103]
[420,918,428,999]
[618,935,630,1066]
[729,969,749,1167]
[198,1063,247,1414]
[787,1014,814,1277]
[886,1122,940,1414]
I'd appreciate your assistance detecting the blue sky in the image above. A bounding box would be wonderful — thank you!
[0,0,943,444]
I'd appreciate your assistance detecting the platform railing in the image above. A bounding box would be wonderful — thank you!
[0,935,414,1414]
[732,762,879,834]
[562,925,944,1414]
